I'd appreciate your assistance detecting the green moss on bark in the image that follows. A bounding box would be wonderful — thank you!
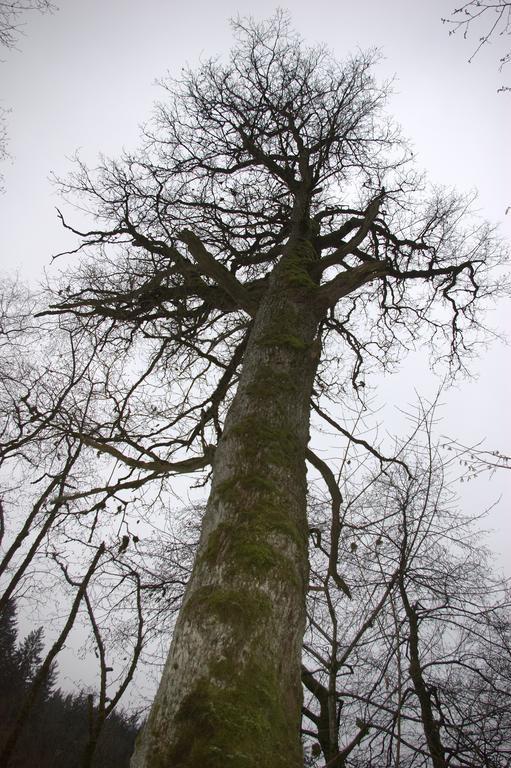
[202,409,307,585]
[217,473,276,498]
[278,239,319,291]
[258,333,309,350]
[244,365,298,399]
[167,661,302,768]
[227,416,301,467]
[199,518,302,585]
[214,482,304,547]
[186,585,271,629]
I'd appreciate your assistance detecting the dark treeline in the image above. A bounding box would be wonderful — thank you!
[0,598,138,768]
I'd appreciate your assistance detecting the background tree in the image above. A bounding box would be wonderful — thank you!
[0,1,54,48]
[0,598,24,744]
[302,404,511,767]
[0,596,139,767]
[0,273,196,764]
[442,1,511,90]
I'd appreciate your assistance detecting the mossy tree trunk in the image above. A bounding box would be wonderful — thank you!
[130,237,323,768]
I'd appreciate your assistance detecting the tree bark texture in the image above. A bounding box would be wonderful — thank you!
[131,239,323,768]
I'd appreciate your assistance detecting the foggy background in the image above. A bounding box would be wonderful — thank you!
[1,0,509,704]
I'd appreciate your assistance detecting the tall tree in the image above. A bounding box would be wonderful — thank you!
[0,598,23,743]
[37,13,507,767]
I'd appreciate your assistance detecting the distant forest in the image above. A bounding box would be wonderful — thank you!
[0,598,138,768]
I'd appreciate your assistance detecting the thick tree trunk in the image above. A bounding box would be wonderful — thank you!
[131,239,322,768]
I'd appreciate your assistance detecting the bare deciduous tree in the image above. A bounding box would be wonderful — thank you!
[2,12,508,766]
[0,1,54,49]
[302,404,511,767]
[441,1,511,90]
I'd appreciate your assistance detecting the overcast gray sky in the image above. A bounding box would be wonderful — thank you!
[1,0,510,691]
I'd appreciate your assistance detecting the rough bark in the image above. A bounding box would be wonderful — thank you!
[130,237,323,768]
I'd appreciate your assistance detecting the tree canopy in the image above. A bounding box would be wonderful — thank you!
[48,13,505,478]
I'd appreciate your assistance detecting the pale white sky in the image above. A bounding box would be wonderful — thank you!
[1,0,510,694]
